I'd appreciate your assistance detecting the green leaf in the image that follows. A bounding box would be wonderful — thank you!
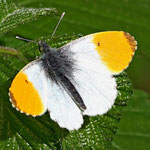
[0,0,19,22]
[0,46,27,84]
[112,89,150,150]
[0,0,58,33]
[0,33,133,149]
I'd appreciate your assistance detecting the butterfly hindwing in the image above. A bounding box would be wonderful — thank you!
[46,80,83,130]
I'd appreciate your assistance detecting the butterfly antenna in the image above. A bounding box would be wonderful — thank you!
[49,12,65,41]
[16,36,37,43]
[16,12,65,43]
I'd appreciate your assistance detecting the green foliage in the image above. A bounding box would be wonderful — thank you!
[112,90,150,150]
[0,0,134,149]
[0,0,58,33]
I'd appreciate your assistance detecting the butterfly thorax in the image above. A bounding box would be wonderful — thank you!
[40,45,75,82]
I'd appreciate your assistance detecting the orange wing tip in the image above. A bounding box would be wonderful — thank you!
[124,32,137,52]
[9,90,42,117]
[9,90,43,117]
[93,31,137,74]
[9,96,38,117]
[9,92,28,115]
[9,72,45,117]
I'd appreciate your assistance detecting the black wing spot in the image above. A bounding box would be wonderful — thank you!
[25,80,28,84]
[97,41,100,47]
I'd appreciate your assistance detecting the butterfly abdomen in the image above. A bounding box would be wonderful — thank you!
[58,75,86,110]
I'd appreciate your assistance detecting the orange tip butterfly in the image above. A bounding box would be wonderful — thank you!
[9,12,137,131]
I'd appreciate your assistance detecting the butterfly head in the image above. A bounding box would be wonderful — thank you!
[38,41,51,53]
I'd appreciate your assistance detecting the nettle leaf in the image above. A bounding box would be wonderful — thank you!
[62,68,133,150]
[112,89,150,150]
[0,33,133,149]
[0,0,58,33]
[0,0,19,22]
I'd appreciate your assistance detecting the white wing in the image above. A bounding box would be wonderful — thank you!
[59,34,118,116]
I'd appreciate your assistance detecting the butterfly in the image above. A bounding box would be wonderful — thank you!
[8,14,137,131]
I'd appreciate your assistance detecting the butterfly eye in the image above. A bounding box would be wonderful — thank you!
[38,41,50,52]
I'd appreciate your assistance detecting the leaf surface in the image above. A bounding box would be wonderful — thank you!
[112,89,150,150]
[0,0,58,33]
